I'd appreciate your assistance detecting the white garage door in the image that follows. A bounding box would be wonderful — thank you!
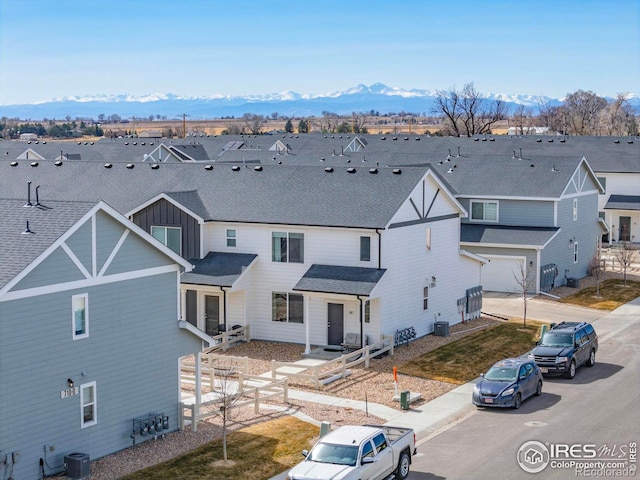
[482,256,525,292]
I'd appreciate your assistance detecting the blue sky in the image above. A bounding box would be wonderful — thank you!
[0,0,638,105]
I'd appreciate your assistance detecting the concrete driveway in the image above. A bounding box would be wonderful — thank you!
[481,292,606,325]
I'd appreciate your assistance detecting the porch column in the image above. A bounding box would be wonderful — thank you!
[194,350,202,432]
[304,295,311,354]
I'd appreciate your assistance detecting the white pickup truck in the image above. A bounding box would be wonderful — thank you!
[286,424,416,480]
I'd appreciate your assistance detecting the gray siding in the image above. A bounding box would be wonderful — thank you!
[132,199,200,261]
[0,273,200,480]
[12,247,85,291]
[460,198,555,227]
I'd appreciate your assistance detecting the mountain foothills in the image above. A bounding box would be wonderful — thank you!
[1,83,638,121]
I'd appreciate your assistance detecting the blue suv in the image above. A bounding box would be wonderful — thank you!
[472,358,543,409]
[529,321,598,379]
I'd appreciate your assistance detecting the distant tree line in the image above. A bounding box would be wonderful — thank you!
[1,85,637,139]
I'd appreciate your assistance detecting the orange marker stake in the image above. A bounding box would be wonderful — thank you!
[393,366,397,382]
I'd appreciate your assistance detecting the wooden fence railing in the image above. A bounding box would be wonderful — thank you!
[202,325,251,353]
[269,335,394,389]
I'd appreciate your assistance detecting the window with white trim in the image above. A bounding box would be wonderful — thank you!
[360,236,371,262]
[151,226,181,254]
[81,382,97,428]
[272,232,304,263]
[470,201,498,222]
[573,241,579,263]
[272,292,304,323]
[72,294,89,340]
[426,227,432,251]
[226,229,236,247]
[573,199,578,221]
[423,286,429,310]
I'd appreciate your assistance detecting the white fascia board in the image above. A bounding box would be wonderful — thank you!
[125,192,205,223]
[460,241,543,250]
[457,194,557,202]
[459,249,489,264]
[425,169,468,216]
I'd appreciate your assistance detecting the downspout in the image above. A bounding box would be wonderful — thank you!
[376,229,382,269]
[357,295,364,349]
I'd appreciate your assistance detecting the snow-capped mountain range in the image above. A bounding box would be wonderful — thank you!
[2,83,637,120]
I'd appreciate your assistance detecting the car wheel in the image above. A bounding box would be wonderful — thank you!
[513,393,522,409]
[395,451,411,479]
[535,380,543,396]
[565,360,576,379]
[586,349,596,367]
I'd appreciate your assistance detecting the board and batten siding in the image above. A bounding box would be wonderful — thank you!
[132,198,200,261]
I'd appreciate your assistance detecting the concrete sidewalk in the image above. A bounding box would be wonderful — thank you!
[269,295,640,480]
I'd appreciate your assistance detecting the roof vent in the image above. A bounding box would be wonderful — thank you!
[369,168,378,174]
[404,137,409,141]
[320,157,325,161]
[447,167,454,173]
[254,165,263,171]
[126,163,134,169]
[347,167,356,173]
[537,139,542,142]
[552,165,558,172]
[54,161,63,166]
[548,139,553,142]
[104,163,112,168]
[204,165,214,170]
[392,137,397,141]
[628,139,634,144]
[30,162,38,167]
[42,141,46,144]
[474,137,479,141]
[133,142,137,145]
[415,137,420,141]
[560,138,566,143]
[10,161,18,167]
[324,167,334,173]
[614,140,620,143]
[124,142,129,145]
[381,136,386,140]
[232,165,241,171]
[489,138,495,141]
[22,221,34,235]
[150,164,159,170]
[77,142,81,145]
[392,168,402,175]
[530,164,535,167]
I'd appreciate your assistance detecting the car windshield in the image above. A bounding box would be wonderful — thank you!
[540,333,573,347]
[484,366,518,382]
[309,443,358,466]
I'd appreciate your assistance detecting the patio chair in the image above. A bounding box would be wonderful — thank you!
[341,333,362,351]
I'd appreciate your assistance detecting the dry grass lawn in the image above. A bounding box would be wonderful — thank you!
[558,279,640,310]
[398,321,543,384]
[119,417,318,480]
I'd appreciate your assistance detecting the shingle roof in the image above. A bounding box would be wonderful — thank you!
[460,224,559,247]
[604,195,640,211]
[181,252,257,287]
[0,198,96,289]
[0,161,429,229]
[293,264,386,296]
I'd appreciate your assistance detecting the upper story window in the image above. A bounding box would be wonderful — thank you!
[81,382,97,428]
[226,229,236,247]
[426,227,432,251]
[597,176,606,193]
[470,201,498,222]
[573,199,578,221]
[360,236,371,262]
[272,232,304,263]
[72,293,89,340]
[151,226,181,255]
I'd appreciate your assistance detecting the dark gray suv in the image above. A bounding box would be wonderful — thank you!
[528,321,598,379]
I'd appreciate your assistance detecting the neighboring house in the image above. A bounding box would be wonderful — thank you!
[0,197,201,480]
[0,162,485,352]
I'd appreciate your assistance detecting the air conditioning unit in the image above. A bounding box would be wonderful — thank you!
[64,452,90,480]
[566,278,579,288]
[434,321,450,337]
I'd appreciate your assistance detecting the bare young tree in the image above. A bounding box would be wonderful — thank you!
[513,261,535,330]
[433,82,506,137]
[206,359,245,462]
[588,251,604,297]
[613,243,638,286]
